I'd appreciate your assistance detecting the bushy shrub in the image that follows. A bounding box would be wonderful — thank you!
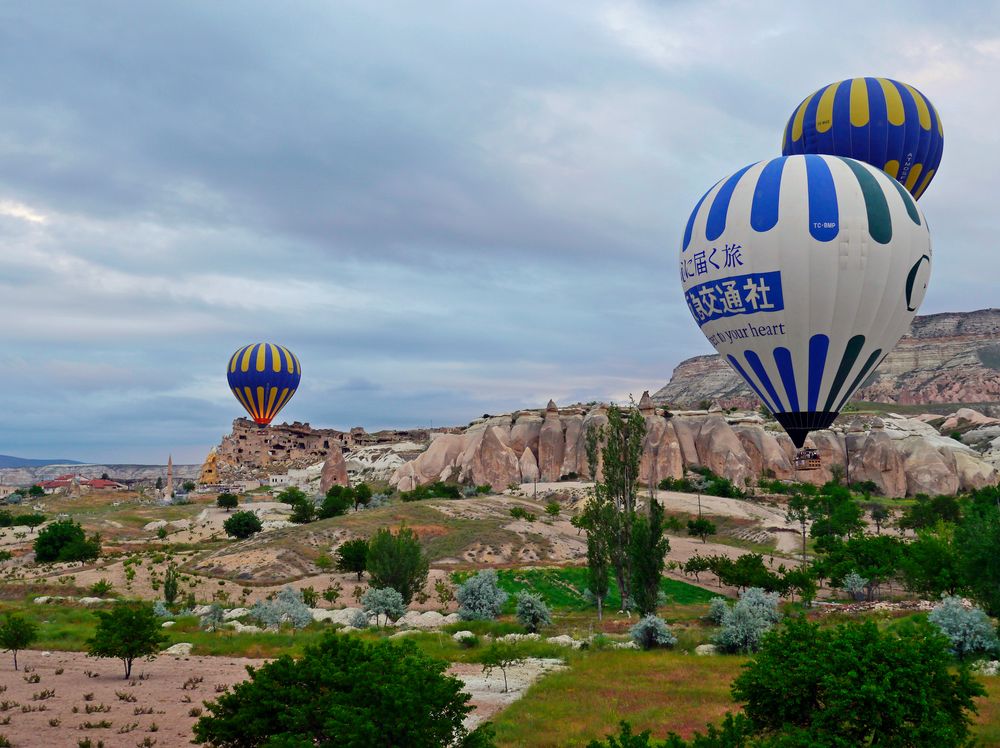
[400,481,462,501]
[515,591,551,633]
[223,510,262,539]
[509,506,536,521]
[200,603,224,632]
[348,609,370,628]
[928,596,999,660]
[738,587,781,624]
[842,570,868,601]
[708,596,729,624]
[366,525,429,605]
[33,520,100,563]
[152,601,171,618]
[362,587,406,626]
[250,586,312,630]
[456,570,508,621]
[629,615,677,650]
[715,587,780,654]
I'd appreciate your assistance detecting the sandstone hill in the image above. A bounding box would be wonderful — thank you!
[653,308,1000,411]
[0,462,199,486]
[389,395,1000,498]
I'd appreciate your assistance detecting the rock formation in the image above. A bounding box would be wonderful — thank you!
[654,308,1000,410]
[538,400,565,482]
[388,400,1000,498]
[320,449,349,493]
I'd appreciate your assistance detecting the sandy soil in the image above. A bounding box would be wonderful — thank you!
[0,649,261,748]
[0,650,560,746]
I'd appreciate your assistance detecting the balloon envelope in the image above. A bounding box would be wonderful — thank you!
[782,77,943,199]
[679,155,931,447]
[227,343,301,426]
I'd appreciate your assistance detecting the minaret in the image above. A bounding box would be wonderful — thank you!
[167,455,174,497]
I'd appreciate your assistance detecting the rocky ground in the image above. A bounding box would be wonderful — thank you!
[0,649,562,747]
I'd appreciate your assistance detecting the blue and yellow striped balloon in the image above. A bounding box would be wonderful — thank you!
[226,343,301,426]
[782,77,943,199]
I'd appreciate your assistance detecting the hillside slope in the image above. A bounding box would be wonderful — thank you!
[654,308,1000,409]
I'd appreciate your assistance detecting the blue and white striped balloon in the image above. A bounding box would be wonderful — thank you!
[679,154,931,447]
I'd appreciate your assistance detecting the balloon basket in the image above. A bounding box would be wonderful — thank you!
[794,448,821,471]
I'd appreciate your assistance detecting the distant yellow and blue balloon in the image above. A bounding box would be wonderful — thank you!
[782,77,943,199]
[227,343,301,426]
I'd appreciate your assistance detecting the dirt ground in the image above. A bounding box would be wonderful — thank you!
[0,649,559,747]
[0,649,260,747]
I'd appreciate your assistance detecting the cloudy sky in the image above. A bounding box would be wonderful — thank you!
[1,1,997,463]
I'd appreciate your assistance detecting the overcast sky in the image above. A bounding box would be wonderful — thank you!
[1,1,997,463]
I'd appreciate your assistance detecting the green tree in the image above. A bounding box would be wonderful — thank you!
[784,493,810,562]
[585,403,644,608]
[277,486,308,505]
[14,513,45,533]
[808,484,863,551]
[869,504,890,534]
[33,519,100,562]
[584,522,610,621]
[731,617,984,747]
[336,538,369,580]
[366,525,429,604]
[630,498,669,615]
[901,524,962,597]
[28,484,45,497]
[480,641,523,694]
[900,494,962,531]
[193,634,494,747]
[87,602,168,678]
[289,499,316,524]
[223,510,263,539]
[216,493,239,511]
[163,566,179,606]
[353,482,372,511]
[815,534,903,601]
[955,492,1000,615]
[0,613,38,670]
[182,480,197,492]
[318,486,352,518]
[686,517,717,543]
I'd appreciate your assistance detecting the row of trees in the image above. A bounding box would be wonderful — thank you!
[576,405,669,620]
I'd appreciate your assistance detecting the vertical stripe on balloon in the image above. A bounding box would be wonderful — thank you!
[823,335,866,413]
[807,334,830,413]
[240,346,253,373]
[269,344,281,372]
[706,164,755,241]
[839,159,892,244]
[750,158,785,232]
[682,182,718,252]
[728,354,777,413]
[877,78,905,126]
[773,347,800,412]
[791,92,816,142]
[886,176,921,225]
[835,348,883,412]
[744,350,785,412]
[255,344,266,372]
[805,155,839,242]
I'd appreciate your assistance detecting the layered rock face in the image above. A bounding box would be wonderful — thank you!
[388,397,999,497]
[211,418,442,483]
[654,308,1000,410]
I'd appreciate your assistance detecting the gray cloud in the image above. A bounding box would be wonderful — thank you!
[0,0,996,461]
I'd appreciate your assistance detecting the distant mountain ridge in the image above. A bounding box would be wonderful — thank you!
[0,455,83,468]
[653,309,1000,410]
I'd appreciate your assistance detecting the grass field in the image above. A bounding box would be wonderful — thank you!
[451,567,721,614]
[2,597,999,745]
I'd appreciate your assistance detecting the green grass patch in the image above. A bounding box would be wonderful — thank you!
[451,567,718,613]
[491,648,746,746]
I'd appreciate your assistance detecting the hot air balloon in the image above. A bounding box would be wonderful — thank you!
[227,343,301,426]
[782,77,943,199]
[679,154,931,451]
